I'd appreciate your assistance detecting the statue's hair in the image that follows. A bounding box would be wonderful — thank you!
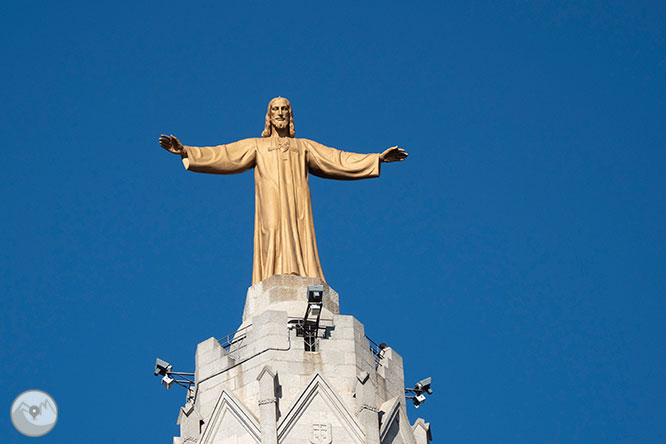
[261,97,295,138]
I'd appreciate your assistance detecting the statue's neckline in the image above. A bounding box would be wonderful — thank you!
[267,138,295,155]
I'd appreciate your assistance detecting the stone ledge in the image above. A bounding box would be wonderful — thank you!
[242,275,340,321]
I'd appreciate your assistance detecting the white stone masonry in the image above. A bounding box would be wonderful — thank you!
[173,275,431,444]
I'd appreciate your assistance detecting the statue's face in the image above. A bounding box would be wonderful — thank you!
[270,98,290,130]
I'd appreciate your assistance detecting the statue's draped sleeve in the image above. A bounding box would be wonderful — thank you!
[304,139,381,180]
[182,138,257,174]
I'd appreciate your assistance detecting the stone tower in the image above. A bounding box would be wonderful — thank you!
[172,275,432,444]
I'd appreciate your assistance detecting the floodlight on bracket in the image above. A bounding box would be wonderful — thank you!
[287,285,325,351]
[304,285,323,324]
[154,358,195,391]
[405,377,433,408]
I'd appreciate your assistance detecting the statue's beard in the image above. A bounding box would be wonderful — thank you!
[272,119,289,130]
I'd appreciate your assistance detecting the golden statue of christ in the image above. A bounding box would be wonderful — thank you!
[160,97,407,285]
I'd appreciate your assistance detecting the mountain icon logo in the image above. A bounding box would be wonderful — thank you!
[10,389,58,437]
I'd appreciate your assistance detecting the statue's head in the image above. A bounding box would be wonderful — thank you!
[262,97,295,138]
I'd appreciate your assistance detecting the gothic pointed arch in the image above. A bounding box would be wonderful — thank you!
[277,372,365,444]
[199,387,261,444]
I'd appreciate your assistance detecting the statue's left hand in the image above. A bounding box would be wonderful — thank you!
[159,134,186,155]
[380,146,408,163]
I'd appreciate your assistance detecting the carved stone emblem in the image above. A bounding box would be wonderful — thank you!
[309,422,332,444]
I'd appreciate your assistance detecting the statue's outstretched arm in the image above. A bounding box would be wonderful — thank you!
[184,139,257,175]
[306,140,408,180]
[160,134,256,175]
[305,140,381,180]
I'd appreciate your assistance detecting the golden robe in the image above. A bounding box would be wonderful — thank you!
[183,137,381,284]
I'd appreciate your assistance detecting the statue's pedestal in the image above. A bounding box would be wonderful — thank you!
[174,275,432,444]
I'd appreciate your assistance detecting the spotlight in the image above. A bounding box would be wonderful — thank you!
[297,286,326,351]
[415,377,432,395]
[162,375,175,390]
[153,358,195,392]
[155,358,172,376]
[413,394,426,408]
[307,285,323,303]
[306,285,323,317]
[405,376,433,408]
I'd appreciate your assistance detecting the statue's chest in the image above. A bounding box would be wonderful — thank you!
[263,138,300,162]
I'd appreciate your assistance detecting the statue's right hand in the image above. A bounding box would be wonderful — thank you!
[159,134,185,155]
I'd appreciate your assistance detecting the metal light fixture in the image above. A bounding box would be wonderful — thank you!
[306,285,323,318]
[154,357,195,391]
[415,377,432,395]
[303,285,324,323]
[413,394,426,407]
[162,375,175,390]
[307,285,323,303]
[155,358,173,376]
[292,285,325,351]
[405,376,433,408]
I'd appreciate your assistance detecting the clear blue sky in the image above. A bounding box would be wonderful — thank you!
[2,1,664,442]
